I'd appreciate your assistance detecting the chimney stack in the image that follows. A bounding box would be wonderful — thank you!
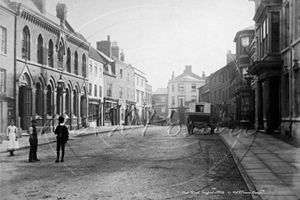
[120,49,125,62]
[111,41,119,60]
[97,35,111,58]
[184,65,192,73]
[172,71,175,80]
[56,3,67,22]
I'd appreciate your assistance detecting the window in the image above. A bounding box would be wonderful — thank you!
[136,90,140,102]
[219,89,221,100]
[37,35,43,64]
[161,107,166,113]
[137,77,139,85]
[178,83,184,91]
[107,83,112,97]
[82,54,86,77]
[127,73,130,81]
[57,42,64,69]
[0,69,5,94]
[99,67,102,77]
[161,96,166,102]
[95,63,97,76]
[89,83,92,95]
[22,26,30,60]
[99,86,102,97]
[66,48,70,72]
[172,96,175,106]
[120,69,123,78]
[0,27,7,54]
[48,40,54,68]
[119,87,123,99]
[191,96,197,102]
[94,84,97,96]
[141,79,143,86]
[271,12,280,52]
[191,84,196,92]
[241,37,249,47]
[141,91,144,102]
[172,84,174,92]
[74,51,78,75]
[178,96,185,106]
[89,61,92,74]
[284,3,290,48]
[35,83,43,116]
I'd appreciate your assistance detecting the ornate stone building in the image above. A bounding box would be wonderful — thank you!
[2,0,90,133]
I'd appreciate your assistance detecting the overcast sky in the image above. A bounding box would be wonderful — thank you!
[47,0,255,91]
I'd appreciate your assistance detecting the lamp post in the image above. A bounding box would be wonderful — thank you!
[57,75,64,116]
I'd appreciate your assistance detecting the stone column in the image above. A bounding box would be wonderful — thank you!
[32,87,36,120]
[265,77,273,134]
[257,80,264,130]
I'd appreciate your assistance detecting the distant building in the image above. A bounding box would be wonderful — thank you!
[88,47,105,127]
[0,1,15,134]
[152,88,168,121]
[168,65,206,124]
[168,66,206,108]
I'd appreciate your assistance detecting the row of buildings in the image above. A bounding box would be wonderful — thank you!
[153,0,300,139]
[0,0,152,134]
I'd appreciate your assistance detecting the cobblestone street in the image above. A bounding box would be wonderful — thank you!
[0,126,252,200]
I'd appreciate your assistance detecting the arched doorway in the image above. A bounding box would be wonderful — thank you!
[19,73,32,130]
[80,88,87,127]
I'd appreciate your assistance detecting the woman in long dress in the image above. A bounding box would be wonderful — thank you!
[6,119,19,156]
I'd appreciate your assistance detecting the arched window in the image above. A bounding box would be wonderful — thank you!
[48,40,53,67]
[65,88,70,116]
[57,42,63,69]
[22,26,30,60]
[47,85,52,116]
[37,35,43,64]
[35,82,43,116]
[74,51,78,75]
[73,89,77,116]
[67,48,71,72]
[82,54,86,77]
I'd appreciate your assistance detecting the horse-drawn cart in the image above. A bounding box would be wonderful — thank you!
[186,102,215,134]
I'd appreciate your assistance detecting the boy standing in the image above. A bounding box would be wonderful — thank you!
[54,116,69,163]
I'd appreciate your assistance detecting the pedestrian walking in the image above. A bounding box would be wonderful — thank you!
[6,119,19,156]
[54,116,69,163]
[28,119,40,162]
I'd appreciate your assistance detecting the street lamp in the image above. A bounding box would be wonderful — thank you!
[57,75,65,116]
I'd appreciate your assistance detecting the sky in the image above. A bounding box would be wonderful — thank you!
[47,0,255,91]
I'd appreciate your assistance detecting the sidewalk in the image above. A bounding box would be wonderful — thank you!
[0,125,143,153]
[219,129,300,200]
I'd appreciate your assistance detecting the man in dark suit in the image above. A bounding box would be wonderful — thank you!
[28,119,40,162]
[54,116,69,163]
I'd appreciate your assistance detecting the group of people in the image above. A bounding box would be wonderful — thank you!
[6,116,69,163]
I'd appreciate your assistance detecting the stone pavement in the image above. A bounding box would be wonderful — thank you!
[0,125,142,153]
[219,129,300,200]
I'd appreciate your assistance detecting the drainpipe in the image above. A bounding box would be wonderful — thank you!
[14,11,17,127]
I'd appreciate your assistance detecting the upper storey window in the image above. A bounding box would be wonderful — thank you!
[37,35,43,65]
[22,27,30,60]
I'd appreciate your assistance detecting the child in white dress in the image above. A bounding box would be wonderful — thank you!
[6,119,19,156]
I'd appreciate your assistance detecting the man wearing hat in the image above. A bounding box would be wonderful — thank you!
[54,116,69,163]
[28,119,40,162]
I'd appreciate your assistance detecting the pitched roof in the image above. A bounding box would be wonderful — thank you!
[89,47,105,63]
